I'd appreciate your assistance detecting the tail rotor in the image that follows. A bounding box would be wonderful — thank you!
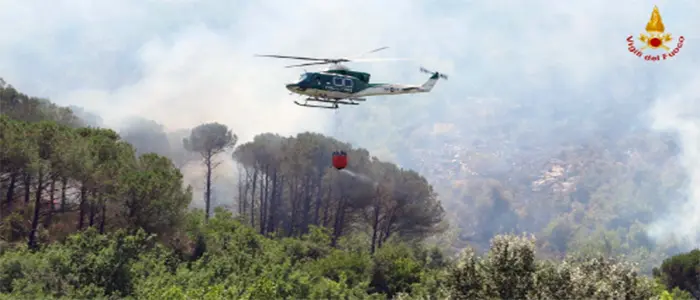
[420,67,448,80]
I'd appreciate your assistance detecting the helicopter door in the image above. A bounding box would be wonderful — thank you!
[343,78,353,92]
[332,77,344,86]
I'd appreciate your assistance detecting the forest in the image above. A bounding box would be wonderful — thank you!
[1,78,700,299]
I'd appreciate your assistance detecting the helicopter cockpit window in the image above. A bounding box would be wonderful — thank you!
[298,73,308,82]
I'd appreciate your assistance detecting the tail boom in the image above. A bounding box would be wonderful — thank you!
[352,71,444,97]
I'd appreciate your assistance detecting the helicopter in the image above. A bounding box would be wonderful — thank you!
[256,47,448,109]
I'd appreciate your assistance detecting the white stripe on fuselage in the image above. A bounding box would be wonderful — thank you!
[352,84,426,97]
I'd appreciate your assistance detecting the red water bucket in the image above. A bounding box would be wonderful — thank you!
[332,151,348,170]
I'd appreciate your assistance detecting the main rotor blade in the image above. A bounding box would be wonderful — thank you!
[351,46,389,59]
[350,58,410,62]
[367,46,389,54]
[255,54,330,61]
[285,61,333,68]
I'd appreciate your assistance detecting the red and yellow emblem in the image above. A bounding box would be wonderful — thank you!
[626,6,684,61]
[639,6,672,50]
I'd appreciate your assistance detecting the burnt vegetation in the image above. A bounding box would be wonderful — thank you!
[0,79,698,299]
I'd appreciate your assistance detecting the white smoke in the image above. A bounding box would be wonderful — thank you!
[647,75,700,248]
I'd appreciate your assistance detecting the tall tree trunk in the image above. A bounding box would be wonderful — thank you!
[288,177,300,236]
[127,190,137,223]
[205,152,212,221]
[380,213,398,246]
[370,198,382,255]
[242,167,250,221]
[322,181,332,228]
[60,177,67,213]
[237,165,244,216]
[331,195,347,247]
[259,166,268,234]
[89,190,98,227]
[250,167,258,228]
[3,172,16,216]
[99,197,107,234]
[313,174,323,226]
[23,173,31,204]
[301,175,312,234]
[78,184,87,230]
[44,177,56,227]
[28,167,44,249]
[266,172,279,235]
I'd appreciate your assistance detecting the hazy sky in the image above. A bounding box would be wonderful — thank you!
[2,0,700,245]
[2,0,697,138]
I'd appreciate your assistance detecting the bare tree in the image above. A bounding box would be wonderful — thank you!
[183,122,237,220]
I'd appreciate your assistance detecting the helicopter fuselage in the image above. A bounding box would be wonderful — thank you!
[256,48,445,108]
[286,69,438,101]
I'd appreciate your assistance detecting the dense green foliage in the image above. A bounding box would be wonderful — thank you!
[1,80,699,298]
[0,214,694,299]
[654,250,700,299]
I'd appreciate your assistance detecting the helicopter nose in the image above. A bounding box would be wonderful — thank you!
[286,84,298,92]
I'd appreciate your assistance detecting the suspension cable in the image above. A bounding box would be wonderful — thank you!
[334,109,347,155]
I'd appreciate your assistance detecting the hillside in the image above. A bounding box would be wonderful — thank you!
[332,80,691,273]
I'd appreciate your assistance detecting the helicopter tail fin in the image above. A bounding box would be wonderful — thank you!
[419,67,448,92]
[421,72,441,92]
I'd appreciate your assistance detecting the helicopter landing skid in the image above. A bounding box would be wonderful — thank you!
[294,101,338,109]
[294,97,361,109]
